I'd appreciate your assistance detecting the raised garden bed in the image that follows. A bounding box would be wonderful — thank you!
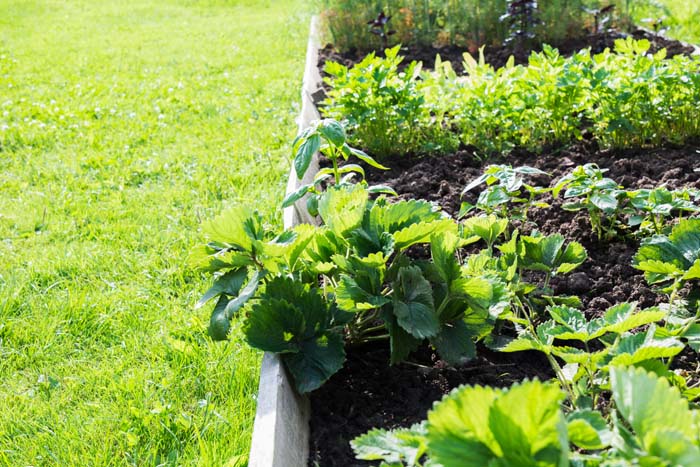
[205,13,700,467]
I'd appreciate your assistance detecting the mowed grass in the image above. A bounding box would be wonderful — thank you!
[0,0,309,465]
[631,0,700,45]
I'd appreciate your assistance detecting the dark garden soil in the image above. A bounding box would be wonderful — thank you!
[307,141,700,466]
[308,344,552,467]
[318,28,696,78]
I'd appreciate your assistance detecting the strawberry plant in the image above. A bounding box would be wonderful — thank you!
[628,186,700,235]
[352,366,700,466]
[192,122,512,392]
[494,302,685,404]
[633,218,700,302]
[460,164,550,225]
[553,164,629,241]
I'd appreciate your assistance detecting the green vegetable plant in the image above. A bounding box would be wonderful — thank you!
[322,46,458,158]
[460,164,551,227]
[553,164,629,241]
[192,121,507,393]
[494,302,684,405]
[628,186,700,235]
[351,366,700,466]
[325,39,700,157]
[281,118,395,216]
[633,218,700,304]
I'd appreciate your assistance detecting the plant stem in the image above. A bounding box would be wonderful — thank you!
[331,156,340,185]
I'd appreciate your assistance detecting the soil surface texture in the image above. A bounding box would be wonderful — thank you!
[308,141,700,466]
[308,344,552,467]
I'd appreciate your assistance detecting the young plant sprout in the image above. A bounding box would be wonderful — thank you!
[460,165,550,232]
[553,164,628,241]
[367,10,396,50]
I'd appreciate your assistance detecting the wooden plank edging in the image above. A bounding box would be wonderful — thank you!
[247,16,322,467]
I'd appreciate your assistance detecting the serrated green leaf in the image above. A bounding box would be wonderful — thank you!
[601,303,666,335]
[645,430,700,465]
[681,323,700,352]
[352,423,427,466]
[393,266,439,339]
[428,385,502,466]
[462,215,508,247]
[567,410,612,450]
[490,380,567,466]
[492,333,547,353]
[609,329,684,366]
[244,298,304,353]
[427,380,566,467]
[557,242,588,274]
[669,218,700,265]
[336,275,390,312]
[393,220,450,251]
[318,184,368,236]
[610,366,695,441]
[383,309,421,365]
[431,320,476,365]
[431,231,461,286]
[202,206,259,251]
[683,260,700,280]
[284,332,345,393]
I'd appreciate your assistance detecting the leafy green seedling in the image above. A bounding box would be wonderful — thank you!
[633,218,700,302]
[282,118,395,216]
[351,367,700,466]
[460,164,550,225]
[628,186,700,235]
[353,379,568,467]
[517,233,587,288]
[553,164,629,241]
[495,302,682,406]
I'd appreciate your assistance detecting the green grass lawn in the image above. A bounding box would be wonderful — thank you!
[0,0,309,465]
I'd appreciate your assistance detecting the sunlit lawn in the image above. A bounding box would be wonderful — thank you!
[0,0,308,465]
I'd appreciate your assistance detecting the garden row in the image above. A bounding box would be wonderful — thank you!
[321,38,700,157]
